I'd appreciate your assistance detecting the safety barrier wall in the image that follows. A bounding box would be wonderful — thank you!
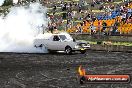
[71,34,132,42]
[90,44,132,52]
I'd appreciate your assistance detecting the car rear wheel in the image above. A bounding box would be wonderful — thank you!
[65,46,72,54]
[80,50,86,54]
[48,50,54,53]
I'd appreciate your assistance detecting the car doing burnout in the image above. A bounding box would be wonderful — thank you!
[34,33,90,54]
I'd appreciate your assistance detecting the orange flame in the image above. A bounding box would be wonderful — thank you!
[78,65,86,76]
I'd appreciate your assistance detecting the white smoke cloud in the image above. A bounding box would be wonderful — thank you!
[13,0,18,4]
[0,0,5,6]
[0,2,49,53]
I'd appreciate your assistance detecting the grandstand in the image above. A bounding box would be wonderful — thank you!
[0,0,131,35]
[65,0,132,35]
[41,0,132,35]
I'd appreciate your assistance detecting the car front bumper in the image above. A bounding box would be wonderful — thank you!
[72,45,90,51]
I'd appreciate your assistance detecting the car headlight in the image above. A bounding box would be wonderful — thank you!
[75,45,80,48]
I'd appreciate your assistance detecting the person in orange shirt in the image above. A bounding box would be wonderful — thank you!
[97,20,101,33]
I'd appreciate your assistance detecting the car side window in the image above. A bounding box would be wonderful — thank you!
[53,35,60,41]
[59,35,67,41]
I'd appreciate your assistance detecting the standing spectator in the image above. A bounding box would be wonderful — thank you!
[91,2,95,8]
[102,21,107,32]
[62,12,67,19]
[53,5,57,11]
[49,14,54,23]
[99,5,104,10]
[92,16,96,22]
[121,12,127,23]
[67,3,70,11]
[61,2,64,11]
[66,19,71,31]
[67,11,72,19]
[71,11,76,20]
[97,20,101,32]
[48,23,54,33]
[79,22,83,33]
[53,5,57,15]
[126,14,132,23]
[85,13,91,20]
[53,23,58,33]
[78,4,82,13]
[110,4,114,10]
[66,23,72,31]
[69,2,73,11]
[64,2,67,11]
[90,22,96,35]
[62,2,67,11]
[111,21,119,35]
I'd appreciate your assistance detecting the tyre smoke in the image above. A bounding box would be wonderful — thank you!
[13,0,19,4]
[0,2,49,53]
[0,0,5,6]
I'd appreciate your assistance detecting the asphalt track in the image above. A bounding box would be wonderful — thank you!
[0,51,132,88]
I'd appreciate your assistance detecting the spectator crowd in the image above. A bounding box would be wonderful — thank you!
[45,0,132,35]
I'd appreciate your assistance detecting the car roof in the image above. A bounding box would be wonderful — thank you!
[52,33,65,35]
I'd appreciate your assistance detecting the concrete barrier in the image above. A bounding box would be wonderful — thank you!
[71,34,132,42]
[90,45,132,52]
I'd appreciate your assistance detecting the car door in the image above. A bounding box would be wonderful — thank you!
[58,35,68,50]
[48,35,61,50]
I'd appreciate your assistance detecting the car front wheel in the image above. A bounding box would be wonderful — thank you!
[65,46,72,54]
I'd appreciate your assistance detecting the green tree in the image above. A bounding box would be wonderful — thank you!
[2,0,13,6]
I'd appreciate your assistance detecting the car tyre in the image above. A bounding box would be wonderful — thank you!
[65,46,72,54]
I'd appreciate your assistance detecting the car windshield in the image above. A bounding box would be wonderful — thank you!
[59,35,67,41]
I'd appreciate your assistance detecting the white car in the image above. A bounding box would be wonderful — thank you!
[34,33,90,54]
